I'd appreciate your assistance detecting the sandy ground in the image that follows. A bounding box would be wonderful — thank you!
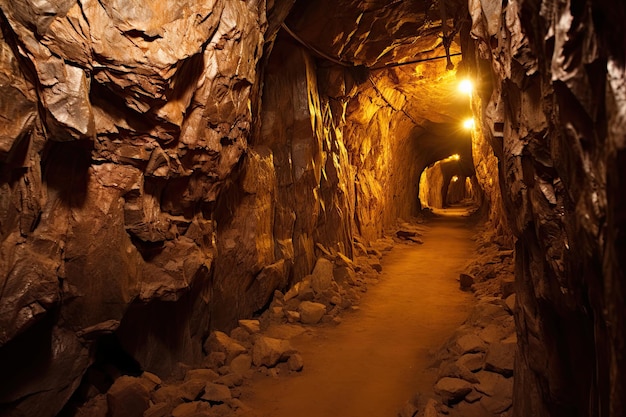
[242,210,478,417]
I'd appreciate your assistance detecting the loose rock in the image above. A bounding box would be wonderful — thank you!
[434,377,473,405]
[252,336,294,367]
[106,376,150,417]
[298,301,326,324]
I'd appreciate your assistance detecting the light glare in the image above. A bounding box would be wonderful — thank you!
[463,118,475,129]
[452,175,459,182]
[459,79,473,95]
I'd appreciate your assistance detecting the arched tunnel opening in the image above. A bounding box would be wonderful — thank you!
[0,1,624,417]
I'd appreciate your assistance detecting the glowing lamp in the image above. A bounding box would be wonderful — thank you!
[458,79,473,95]
[452,175,459,182]
[463,118,475,130]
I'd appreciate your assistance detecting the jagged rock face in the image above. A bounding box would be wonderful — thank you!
[467,0,626,416]
[0,1,270,415]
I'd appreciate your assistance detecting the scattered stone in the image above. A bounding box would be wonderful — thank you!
[179,379,205,401]
[201,382,232,404]
[456,353,484,372]
[139,372,162,391]
[204,331,247,364]
[230,354,252,375]
[143,403,171,417]
[480,394,512,414]
[288,353,304,371]
[459,273,474,291]
[185,368,220,382]
[264,323,307,339]
[238,319,261,334]
[298,301,326,324]
[311,258,334,294]
[270,306,285,320]
[204,351,226,369]
[484,342,515,377]
[171,401,211,417]
[335,252,354,268]
[334,266,357,286]
[423,398,439,417]
[230,327,253,346]
[366,248,383,258]
[106,376,150,417]
[438,362,479,384]
[216,372,243,387]
[252,336,294,367]
[152,385,185,405]
[464,389,482,403]
[368,260,383,273]
[455,334,487,354]
[434,377,473,405]
[474,371,512,397]
[398,400,418,417]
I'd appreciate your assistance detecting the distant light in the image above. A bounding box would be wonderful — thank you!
[452,175,459,182]
[459,79,473,95]
[451,154,460,161]
[463,118,475,130]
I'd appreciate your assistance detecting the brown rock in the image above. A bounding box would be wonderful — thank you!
[238,319,261,334]
[298,301,327,324]
[484,342,515,377]
[171,401,212,417]
[455,334,487,354]
[106,376,150,417]
[310,258,334,294]
[434,377,473,405]
[252,336,294,367]
[288,353,304,372]
[201,382,232,404]
[230,354,252,374]
[459,273,474,291]
[456,353,485,372]
[204,331,247,364]
[185,368,220,382]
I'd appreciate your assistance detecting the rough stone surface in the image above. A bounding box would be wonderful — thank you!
[298,301,327,324]
[434,377,473,405]
[484,343,515,377]
[251,336,294,367]
[106,376,150,417]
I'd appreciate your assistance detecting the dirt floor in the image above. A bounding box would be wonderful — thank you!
[243,209,478,417]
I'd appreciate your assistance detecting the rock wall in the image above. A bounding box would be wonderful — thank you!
[0,1,273,415]
[467,0,626,416]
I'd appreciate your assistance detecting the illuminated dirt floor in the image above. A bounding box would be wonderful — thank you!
[243,210,476,416]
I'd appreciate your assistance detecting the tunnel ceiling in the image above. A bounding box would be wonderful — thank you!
[283,0,474,164]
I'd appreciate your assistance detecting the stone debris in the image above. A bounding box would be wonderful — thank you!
[299,301,327,324]
[78,228,397,417]
[484,342,515,377]
[459,273,475,291]
[252,336,295,367]
[434,377,474,405]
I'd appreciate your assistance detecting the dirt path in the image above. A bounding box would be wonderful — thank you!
[244,211,477,417]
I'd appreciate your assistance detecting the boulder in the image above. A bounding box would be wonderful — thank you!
[230,354,252,374]
[456,353,484,372]
[484,342,515,377]
[434,377,473,405]
[455,334,487,354]
[299,301,326,324]
[201,383,232,404]
[171,401,212,417]
[238,319,261,334]
[288,354,304,372]
[252,336,294,367]
[204,331,247,364]
[106,376,150,417]
[310,258,334,293]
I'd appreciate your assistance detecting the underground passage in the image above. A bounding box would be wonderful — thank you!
[0,1,624,416]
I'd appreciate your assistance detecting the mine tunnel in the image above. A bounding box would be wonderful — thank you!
[0,1,624,417]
